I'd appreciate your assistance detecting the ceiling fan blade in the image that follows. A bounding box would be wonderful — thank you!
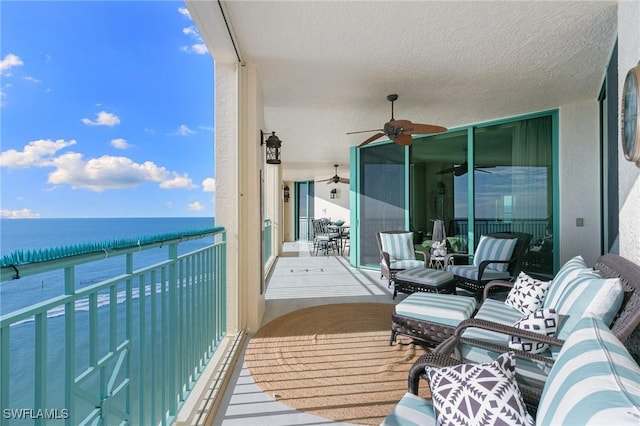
[404,122,448,134]
[357,132,385,147]
[338,178,350,184]
[316,178,331,182]
[395,133,413,146]
[347,128,383,135]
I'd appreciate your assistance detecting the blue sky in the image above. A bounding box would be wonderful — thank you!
[0,1,215,218]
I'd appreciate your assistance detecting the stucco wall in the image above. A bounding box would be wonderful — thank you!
[618,0,640,265]
[558,101,602,266]
[214,62,240,333]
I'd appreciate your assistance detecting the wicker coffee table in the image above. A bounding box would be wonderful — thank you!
[393,267,456,299]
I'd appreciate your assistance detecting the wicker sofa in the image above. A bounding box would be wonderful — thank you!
[382,314,640,425]
[391,254,640,366]
[382,253,640,425]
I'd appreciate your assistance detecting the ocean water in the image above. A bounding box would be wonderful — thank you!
[1,217,215,311]
[0,217,216,423]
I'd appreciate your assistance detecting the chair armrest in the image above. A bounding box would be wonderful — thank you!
[444,252,471,266]
[415,249,431,265]
[483,280,515,301]
[381,251,391,267]
[408,353,461,395]
[453,318,565,348]
[477,259,512,279]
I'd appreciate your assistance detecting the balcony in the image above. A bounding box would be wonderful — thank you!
[0,228,226,425]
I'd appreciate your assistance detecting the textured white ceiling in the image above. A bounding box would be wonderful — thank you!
[190,1,617,180]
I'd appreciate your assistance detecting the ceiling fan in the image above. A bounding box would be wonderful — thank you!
[316,164,350,184]
[437,162,495,176]
[347,94,447,147]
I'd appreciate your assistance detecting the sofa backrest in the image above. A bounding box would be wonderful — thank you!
[536,315,640,425]
[594,254,640,362]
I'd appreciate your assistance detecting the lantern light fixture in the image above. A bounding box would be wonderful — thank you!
[283,185,290,202]
[330,188,337,199]
[261,130,282,164]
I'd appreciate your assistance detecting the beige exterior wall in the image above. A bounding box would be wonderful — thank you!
[213,62,266,333]
[558,101,602,266]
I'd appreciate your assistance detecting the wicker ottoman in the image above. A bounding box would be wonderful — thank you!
[393,267,456,299]
[391,292,477,347]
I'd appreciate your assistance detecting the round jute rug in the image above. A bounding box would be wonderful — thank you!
[245,303,430,425]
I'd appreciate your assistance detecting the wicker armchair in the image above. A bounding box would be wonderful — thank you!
[376,230,428,286]
[444,231,532,299]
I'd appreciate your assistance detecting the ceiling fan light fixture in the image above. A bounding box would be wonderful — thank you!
[347,94,447,147]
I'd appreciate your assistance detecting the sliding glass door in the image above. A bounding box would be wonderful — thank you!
[473,116,553,275]
[358,143,406,267]
[408,113,556,276]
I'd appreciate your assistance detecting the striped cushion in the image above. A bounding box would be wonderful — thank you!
[473,236,517,272]
[381,392,436,426]
[447,265,511,281]
[544,255,598,308]
[536,316,640,426]
[459,299,553,387]
[380,232,416,261]
[544,274,624,341]
[395,293,477,327]
[389,259,424,270]
[395,268,454,287]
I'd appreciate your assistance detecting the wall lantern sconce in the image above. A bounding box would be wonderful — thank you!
[330,188,337,199]
[283,185,290,202]
[261,130,282,164]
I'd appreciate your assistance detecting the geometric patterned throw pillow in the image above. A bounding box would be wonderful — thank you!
[509,308,558,354]
[505,271,552,315]
[426,352,534,426]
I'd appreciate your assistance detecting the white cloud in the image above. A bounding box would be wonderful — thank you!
[23,76,41,83]
[81,111,121,126]
[160,173,196,189]
[1,53,23,75]
[178,6,191,19]
[165,201,174,209]
[176,124,195,136]
[187,201,204,211]
[2,140,195,192]
[202,177,215,192]
[191,44,208,54]
[47,153,195,192]
[181,44,208,55]
[1,208,40,219]
[111,138,130,149]
[0,139,76,168]
[183,26,198,36]
[179,14,207,55]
